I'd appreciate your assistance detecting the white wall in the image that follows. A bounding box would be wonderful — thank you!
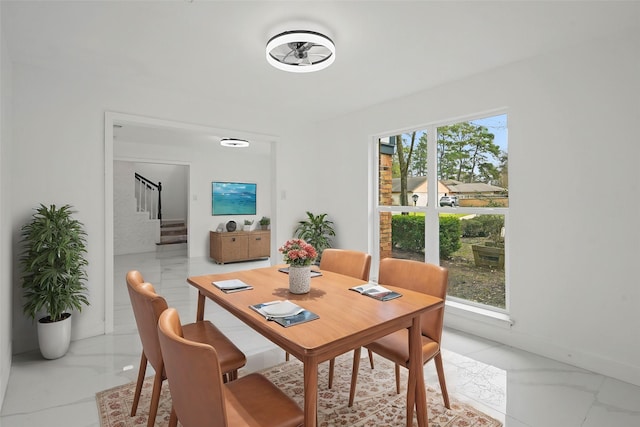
[9,62,277,354]
[303,28,640,386]
[0,7,14,406]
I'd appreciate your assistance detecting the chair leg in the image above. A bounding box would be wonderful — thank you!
[367,348,375,369]
[146,368,164,427]
[395,363,401,394]
[285,351,290,361]
[222,369,238,383]
[168,405,178,427]
[434,352,450,409]
[130,352,147,416]
[348,347,362,407]
[328,358,335,389]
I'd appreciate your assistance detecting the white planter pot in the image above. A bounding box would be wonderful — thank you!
[37,313,72,359]
[288,265,311,294]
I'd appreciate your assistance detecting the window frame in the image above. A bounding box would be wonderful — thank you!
[372,110,510,315]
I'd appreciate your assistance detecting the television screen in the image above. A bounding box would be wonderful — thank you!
[212,182,257,215]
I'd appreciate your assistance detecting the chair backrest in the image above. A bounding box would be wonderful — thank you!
[126,270,168,372]
[377,258,448,343]
[319,249,372,281]
[158,307,227,427]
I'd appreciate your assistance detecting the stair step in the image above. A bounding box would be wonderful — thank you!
[161,220,185,227]
[161,228,187,236]
[159,220,187,246]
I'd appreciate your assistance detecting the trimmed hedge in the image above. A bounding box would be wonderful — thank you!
[439,216,461,258]
[460,219,484,237]
[391,214,461,259]
[391,215,424,252]
[461,215,504,242]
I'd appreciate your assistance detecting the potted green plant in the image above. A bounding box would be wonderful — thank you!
[259,216,271,230]
[243,219,254,231]
[20,204,90,359]
[294,211,335,262]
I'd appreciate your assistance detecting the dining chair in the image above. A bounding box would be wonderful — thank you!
[157,307,304,427]
[126,270,246,427]
[347,258,450,417]
[319,249,372,389]
[319,248,372,283]
[283,249,372,389]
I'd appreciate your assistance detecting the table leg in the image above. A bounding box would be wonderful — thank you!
[409,315,428,427]
[407,370,416,426]
[303,356,319,427]
[196,291,206,321]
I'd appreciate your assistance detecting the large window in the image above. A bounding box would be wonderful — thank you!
[375,113,508,311]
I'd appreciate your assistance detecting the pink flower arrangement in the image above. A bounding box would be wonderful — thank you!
[279,238,318,267]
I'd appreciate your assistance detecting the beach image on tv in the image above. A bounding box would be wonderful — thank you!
[212,182,257,215]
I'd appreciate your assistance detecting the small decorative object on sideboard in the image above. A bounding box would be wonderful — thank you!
[226,220,237,232]
[243,219,254,231]
[259,216,271,230]
[279,238,317,294]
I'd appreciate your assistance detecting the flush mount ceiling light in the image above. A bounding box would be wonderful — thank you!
[266,30,335,73]
[220,138,250,148]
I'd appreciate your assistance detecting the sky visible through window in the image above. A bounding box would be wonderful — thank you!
[407,114,507,153]
[471,114,507,153]
[406,113,507,168]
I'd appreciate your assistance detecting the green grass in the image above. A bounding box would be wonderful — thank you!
[443,237,505,308]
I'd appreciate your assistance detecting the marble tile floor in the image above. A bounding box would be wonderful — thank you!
[2,249,639,427]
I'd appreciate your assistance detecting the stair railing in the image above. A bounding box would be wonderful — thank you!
[134,173,162,221]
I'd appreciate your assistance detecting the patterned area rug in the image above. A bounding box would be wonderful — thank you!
[96,354,502,427]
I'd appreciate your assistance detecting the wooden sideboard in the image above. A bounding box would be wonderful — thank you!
[209,230,271,264]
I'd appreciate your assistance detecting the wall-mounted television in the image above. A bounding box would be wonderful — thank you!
[212,181,257,215]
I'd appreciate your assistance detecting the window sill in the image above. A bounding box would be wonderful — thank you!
[445,299,514,327]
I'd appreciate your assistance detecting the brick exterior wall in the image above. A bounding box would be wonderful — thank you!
[379,151,393,260]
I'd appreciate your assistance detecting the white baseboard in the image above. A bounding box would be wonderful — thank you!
[444,302,640,388]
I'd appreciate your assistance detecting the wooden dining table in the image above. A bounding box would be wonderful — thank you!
[187,265,444,427]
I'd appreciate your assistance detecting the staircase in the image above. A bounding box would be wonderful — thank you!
[157,220,187,248]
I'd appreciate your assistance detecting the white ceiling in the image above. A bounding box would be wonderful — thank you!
[111,121,273,155]
[3,1,639,133]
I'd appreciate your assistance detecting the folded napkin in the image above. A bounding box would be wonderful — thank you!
[212,279,253,293]
[249,300,319,327]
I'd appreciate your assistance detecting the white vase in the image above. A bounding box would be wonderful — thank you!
[288,265,311,294]
[37,313,72,359]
